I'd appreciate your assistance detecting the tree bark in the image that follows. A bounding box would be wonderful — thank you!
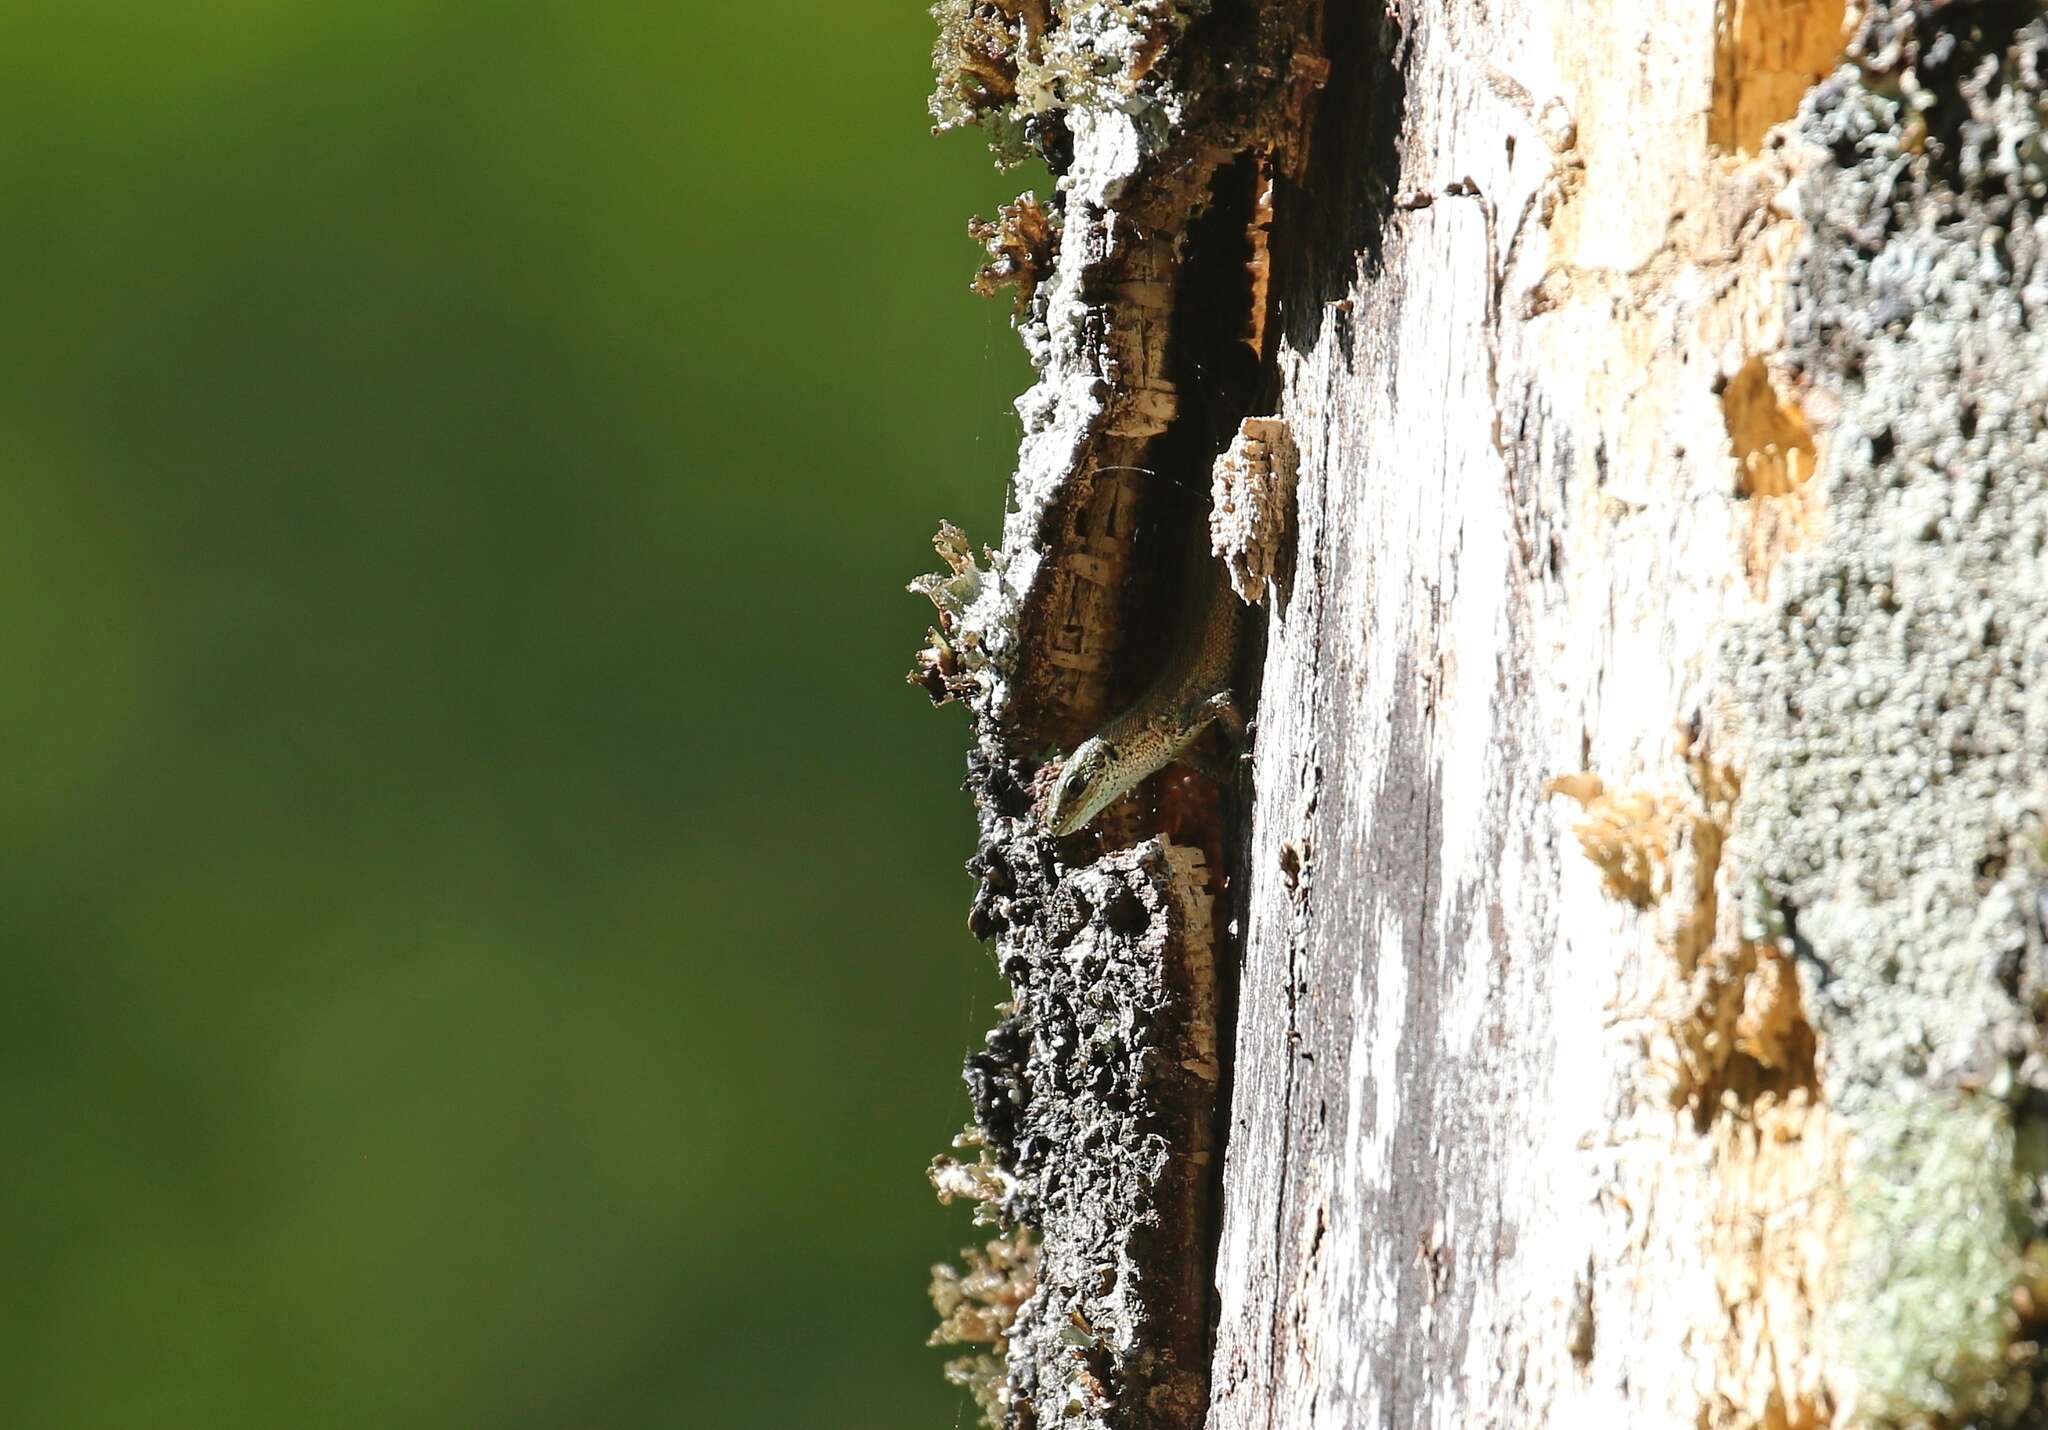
[919,2,2048,1426]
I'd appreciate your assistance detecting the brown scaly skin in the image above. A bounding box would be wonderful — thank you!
[1044,552,1245,836]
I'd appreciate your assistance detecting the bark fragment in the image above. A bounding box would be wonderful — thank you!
[915,2,1327,1425]
[1208,416,1298,606]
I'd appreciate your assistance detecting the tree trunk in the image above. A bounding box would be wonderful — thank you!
[918,3,2048,1427]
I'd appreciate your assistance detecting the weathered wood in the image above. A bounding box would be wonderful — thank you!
[1212,1,2048,1426]
[922,1,2048,1425]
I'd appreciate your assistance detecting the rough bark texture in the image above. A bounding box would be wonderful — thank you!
[917,5,1325,1427]
[921,0,2048,1426]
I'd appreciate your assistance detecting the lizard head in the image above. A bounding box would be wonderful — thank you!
[1044,737,1123,836]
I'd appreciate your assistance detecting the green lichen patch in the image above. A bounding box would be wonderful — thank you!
[1844,1097,2027,1423]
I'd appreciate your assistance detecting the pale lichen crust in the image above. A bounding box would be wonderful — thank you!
[1726,5,2048,1421]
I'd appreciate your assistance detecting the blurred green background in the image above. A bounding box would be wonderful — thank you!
[0,4,1040,1425]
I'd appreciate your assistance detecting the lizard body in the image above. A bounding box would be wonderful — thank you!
[1043,540,1244,835]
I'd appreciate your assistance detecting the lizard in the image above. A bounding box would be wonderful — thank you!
[1043,528,1247,836]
